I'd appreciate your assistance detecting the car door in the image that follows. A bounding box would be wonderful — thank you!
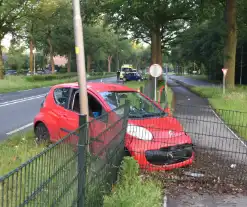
[51,87,71,141]
[58,88,79,139]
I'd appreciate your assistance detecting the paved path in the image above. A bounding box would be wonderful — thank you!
[169,75,219,87]
[167,77,247,207]
[0,76,117,141]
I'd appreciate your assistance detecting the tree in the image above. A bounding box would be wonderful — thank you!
[102,0,199,67]
[0,0,32,79]
[6,44,26,72]
[224,0,237,87]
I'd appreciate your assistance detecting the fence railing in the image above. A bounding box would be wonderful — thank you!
[0,103,130,207]
[125,101,247,192]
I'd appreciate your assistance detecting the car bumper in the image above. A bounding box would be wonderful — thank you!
[129,143,194,171]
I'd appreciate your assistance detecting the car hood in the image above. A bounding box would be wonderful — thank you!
[129,116,184,132]
[127,116,191,144]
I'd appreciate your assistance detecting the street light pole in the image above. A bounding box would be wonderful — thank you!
[72,0,89,118]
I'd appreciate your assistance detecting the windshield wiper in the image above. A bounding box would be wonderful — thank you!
[142,112,167,118]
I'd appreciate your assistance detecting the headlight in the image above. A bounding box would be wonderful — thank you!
[127,125,153,141]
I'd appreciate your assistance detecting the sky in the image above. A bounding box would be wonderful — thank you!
[1,34,12,50]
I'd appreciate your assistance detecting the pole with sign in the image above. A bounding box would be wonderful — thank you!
[222,68,228,95]
[149,64,163,101]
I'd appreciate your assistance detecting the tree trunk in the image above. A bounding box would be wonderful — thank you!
[0,46,4,79]
[67,52,71,73]
[29,38,34,73]
[108,55,112,72]
[224,0,237,88]
[156,27,162,66]
[151,30,157,65]
[87,55,92,72]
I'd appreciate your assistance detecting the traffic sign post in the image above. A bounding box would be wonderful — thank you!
[222,68,228,95]
[149,64,163,101]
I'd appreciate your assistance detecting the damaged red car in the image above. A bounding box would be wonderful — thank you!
[34,82,194,171]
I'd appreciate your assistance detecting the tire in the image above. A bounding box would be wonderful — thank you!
[34,122,50,143]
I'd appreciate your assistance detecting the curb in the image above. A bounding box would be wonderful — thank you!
[163,195,167,207]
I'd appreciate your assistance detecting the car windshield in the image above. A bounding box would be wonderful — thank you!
[121,68,132,72]
[100,91,166,118]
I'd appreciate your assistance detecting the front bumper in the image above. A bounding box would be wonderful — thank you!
[129,143,194,171]
[145,143,193,165]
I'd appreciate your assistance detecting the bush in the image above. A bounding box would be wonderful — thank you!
[25,73,77,82]
[103,157,163,207]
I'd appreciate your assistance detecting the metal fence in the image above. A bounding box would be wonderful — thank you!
[0,103,129,207]
[126,102,247,193]
[134,82,247,194]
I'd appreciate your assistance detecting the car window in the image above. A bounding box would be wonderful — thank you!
[53,88,70,108]
[70,90,107,119]
[100,91,167,119]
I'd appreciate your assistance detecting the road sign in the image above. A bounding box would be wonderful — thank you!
[149,64,162,78]
[222,68,228,76]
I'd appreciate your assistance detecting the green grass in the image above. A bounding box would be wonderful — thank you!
[103,157,163,207]
[190,86,247,139]
[124,80,146,90]
[0,73,116,93]
[0,131,45,176]
[0,130,78,206]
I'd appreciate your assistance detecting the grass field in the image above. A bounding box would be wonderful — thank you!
[190,86,247,140]
[0,73,115,93]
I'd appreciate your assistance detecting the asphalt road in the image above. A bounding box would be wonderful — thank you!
[0,76,117,141]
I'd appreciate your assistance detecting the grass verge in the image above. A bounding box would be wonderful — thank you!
[0,73,116,93]
[0,131,45,176]
[189,86,247,140]
[103,157,163,207]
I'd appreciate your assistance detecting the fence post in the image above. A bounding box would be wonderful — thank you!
[77,114,88,207]
[140,86,143,93]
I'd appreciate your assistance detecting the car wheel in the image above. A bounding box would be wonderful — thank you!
[35,122,50,144]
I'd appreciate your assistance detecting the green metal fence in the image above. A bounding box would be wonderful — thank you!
[0,103,129,207]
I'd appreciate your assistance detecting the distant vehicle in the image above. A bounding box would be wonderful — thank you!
[5,69,17,76]
[34,82,194,171]
[123,69,143,82]
[119,64,133,80]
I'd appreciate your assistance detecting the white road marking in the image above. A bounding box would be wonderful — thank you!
[0,93,47,108]
[6,123,34,135]
[163,195,167,207]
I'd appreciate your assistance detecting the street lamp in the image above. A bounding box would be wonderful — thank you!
[72,0,89,118]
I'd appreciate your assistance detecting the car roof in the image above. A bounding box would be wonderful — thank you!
[54,82,137,93]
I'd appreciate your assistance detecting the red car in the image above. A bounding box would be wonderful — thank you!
[34,82,194,171]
